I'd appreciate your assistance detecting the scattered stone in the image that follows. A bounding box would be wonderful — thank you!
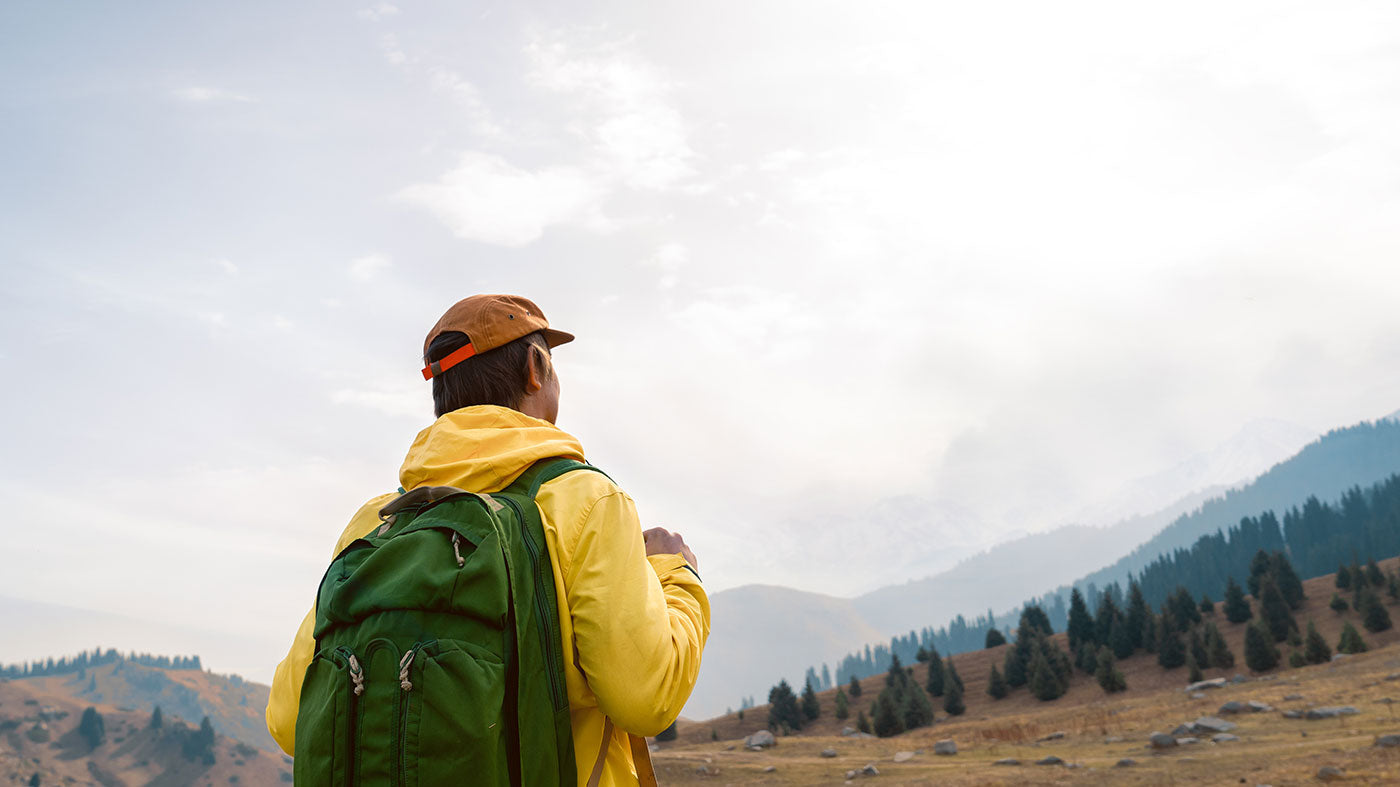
[893,750,916,762]
[1115,758,1137,768]
[762,765,776,773]
[744,730,776,749]
[841,726,857,736]
[861,764,879,776]
[1375,734,1400,748]
[1306,707,1360,720]
[1212,733,1240,743]
[1332,654,1349,662]
[1035,755,1064,766]
[1192,717,1238,734]
[1248,700,1275,712]
[695,765,711,775]
[1104,736,1124,744]
[1231,674,1248,684]
[1191,692,1207,699]
[1149,732,1178,749]
[1385,673,1400,681]
[1039,730,1066,741]
[933,740,957,756]
[1066,763,1082,769]
[993,758,1019,766]
[1316,765,1345,781]
[1176,737,1200,745]
[1284,710,1303,719]
[821,748,838,758]
[1284,694,1304,701]
[1219,701,1248,715]
[1186,678,1229,692]
[1171,724,1194,737]
[845,770,857,780]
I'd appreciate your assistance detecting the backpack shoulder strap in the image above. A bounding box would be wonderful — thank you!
[504,457,611,499]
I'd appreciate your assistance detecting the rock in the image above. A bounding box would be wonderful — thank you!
[1186,678,1229,692]
[993,758,1019,766]
[1212,733,1240,743]
[1376,734,1400,748]
[1192,717,1238,734]
[1171,724,1194,737]
[1386,673,1400,681]
[1035,755,1064,765]
[1231,674,1248,683]
[1104,736,1124,744]
[893,750,916,762]
[1039,730,1065,741]
[1306,706,1360,720]
[1331,653,1349,662]
[1248,700,1275,712]
[841,726,857,736]
[1191,692,1207,699]
[821,748,839,758]
[1219,701,1248,715]
[1316,765,1345,781]
[1284,694,1304,701]
[1115,758,1137,768]
[744,730,776,748]
[861,764,879,776]
[695,765,711,775]
[933,740,957,756]
[1176,737,1200,745]
[1149,732,1178,749]
[1284,710,1303,719]
[845,770,857,780]
[762,765,777,773]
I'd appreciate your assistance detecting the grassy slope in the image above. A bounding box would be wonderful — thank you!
[661,558,1400,784]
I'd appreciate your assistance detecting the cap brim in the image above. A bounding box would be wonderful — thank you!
[542,328,574,348]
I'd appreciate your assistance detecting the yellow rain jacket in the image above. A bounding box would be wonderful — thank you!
[266,406,710,785]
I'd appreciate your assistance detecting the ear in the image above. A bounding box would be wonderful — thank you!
[523,346,546,394]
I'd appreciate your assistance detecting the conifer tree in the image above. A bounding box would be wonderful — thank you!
[1330,593,1349,613]
[872,692,903,737]
[1201,621,1232,668]
[1259,579,1297,642]
[1271,552,1306,609]
[834,688,849,720]
[1200,594,1214,615]
[1366,557,1385,586]
[1224,577,1253,623]
[1186,651,1204,683]
[986,664,1008,699]
[766,680,803,732]
[1338,621,1368,654]
[1169,586,1202,630]
[1109,618,1134,659]
[1029,646,1064,701]
[900,683,935,730]
[1126,581,1150,651]
[942,668,965,715]
[78,707,104,749]
[149,706,163,730]
[1156,614,1186,669]
[1360,587,1393,633]
[801,680,821,721]
[655,722,678,741]
[849,674,862,698]
[856,709,872,734]
[1389,572,1400,601]
[944,655,964,693]
[1244,621,1279,672]
[1095,646,1126,693]
[985,628,1007,648]
[1076,642,1097,675]
[1303,621,1331,664]
[885,654,904,687]
[1094,592,1121,644]
[1003,638,1029,688]
[926,656,945,697]
[1067,589,1094,652]
[1336,563,1351,589]
[1248,549,1272,596]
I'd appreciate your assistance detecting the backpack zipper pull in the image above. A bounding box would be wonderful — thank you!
[348,654,365,696]
[398,648,417,691]
[451,532,465,568]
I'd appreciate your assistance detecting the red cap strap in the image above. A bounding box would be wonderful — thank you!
[421,342,477,380]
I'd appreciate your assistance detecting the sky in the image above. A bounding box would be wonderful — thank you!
[3,0,1400,684]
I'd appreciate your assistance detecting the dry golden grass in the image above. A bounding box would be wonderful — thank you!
[661,558,1400,784]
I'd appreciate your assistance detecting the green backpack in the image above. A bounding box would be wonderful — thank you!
[294,458,602,786]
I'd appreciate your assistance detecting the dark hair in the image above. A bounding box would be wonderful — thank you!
[427,330,552,418]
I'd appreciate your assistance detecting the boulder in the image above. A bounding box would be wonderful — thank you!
[1035,755,1064,766]
[762,765,777,773]
[933,740,957,756]
[1115,758,1137,768]
[845,770,857,780]
[1284,694,1304,701]
[1192,717,1237,734]
[1376,734,1400,748]
[1185,678,1228,692]
[1038,730,1066,741]
[1149,732,1178,749]
[1104,736,1125,744]
[1212,734,1240,743]
[993,758,1019,766]
[1171,724,1193,737]
[1283,710,1303,719]
[1176,737,1200,745]
[893,750,916,762]
[1190,692,1207,699]
[1248,700,1274,712]
[821,748,838,758]
[1306,707,1360,720]
[1231,674,1248,683]
[861,764,879,776]
[841,726,857,736]
[1316,765,1345,781]
[744,730,776,748]
[1219,701,1248,715]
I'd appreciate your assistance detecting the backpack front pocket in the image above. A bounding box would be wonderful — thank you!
[295,646,362,787]
[398,638,508,787]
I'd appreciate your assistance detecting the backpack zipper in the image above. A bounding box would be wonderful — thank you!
[395,642,426,787]
[335,646,362,787]
[499,496,567,712]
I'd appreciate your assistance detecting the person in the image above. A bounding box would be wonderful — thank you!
[265,293,710,785]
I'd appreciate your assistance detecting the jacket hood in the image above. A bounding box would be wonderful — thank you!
[398,405,586,493]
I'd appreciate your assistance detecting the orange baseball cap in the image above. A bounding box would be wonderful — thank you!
[421,294,574,380]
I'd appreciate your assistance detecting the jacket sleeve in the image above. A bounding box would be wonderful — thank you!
[266,605,316,754]
[563,490,711,736]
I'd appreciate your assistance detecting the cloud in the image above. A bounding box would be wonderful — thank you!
[644,242,689,288]
[349,253,391,281]
[379,33,410,66]
[332,386,425,419]
[213,258,238,275]
[426,67,502,137]
[172,87,250,103]
[394,151,611,246]
[356,3,399,22]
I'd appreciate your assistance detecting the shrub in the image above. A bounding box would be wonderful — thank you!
[1338,622,1368,654]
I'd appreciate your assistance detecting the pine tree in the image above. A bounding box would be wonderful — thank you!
[942,669,965,715]
[78,707,104,749]
[1126,581,1150,651]
[900,682,935,730]
[1094,593,1122,645]
[1067,589,1094,652]
[1259,580,1297,642]
[1109,618,1134,659]
[149,706,163,730]
[1029,646,1063,701]
[1338,622,1368,654]
[1248,549,1272,596]
[1189,629,1209,670]
[767,680,803,732]
[1095,646,1127,693]
[1336,564,1351,589]
[872,691,903,737]
[655,722,678,741]
[834,687,849,720]
[848,675,862,698]
[1170,586,1202,630]
[1330,593,1349,613]
[1076,642,1098,675]
[1360,587,1393,633]
[985,628,1007,648]
[1203,621,1235,668]
[856,709,872,734]
[925,656,945,697]
[1366,557,1385,586]
[1288,649,1307,668]
[1186,651,1203,683]
[1156,615,1186,669]
[1003,638,1029,688]
[801,680,820,721]
[944,655,964,693]
[1244,621,1279,672]
[1199,594,1214,615]
[1271,552,1306,609]
[1224,577,1252,623]
[987,664,1008,699]
[885,654,904,688]
[1389,572,1400,601]
[1303,621,1331,664]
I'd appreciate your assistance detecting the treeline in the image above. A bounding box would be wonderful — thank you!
[1,648,203,679]
[790,471,1400,702]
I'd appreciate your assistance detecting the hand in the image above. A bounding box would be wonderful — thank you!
[643,527,698,570]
